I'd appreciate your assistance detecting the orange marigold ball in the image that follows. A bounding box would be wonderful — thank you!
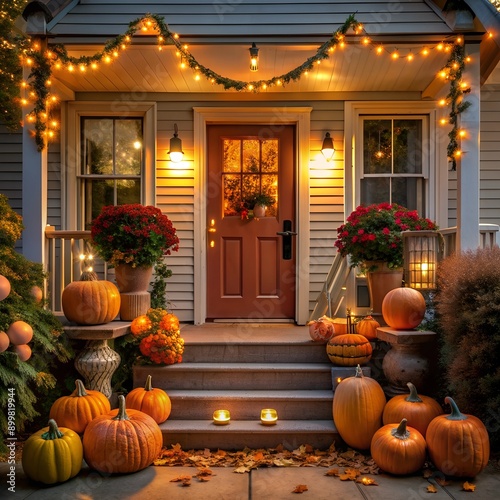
[130,314,152,336]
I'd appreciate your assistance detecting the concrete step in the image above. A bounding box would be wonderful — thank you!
[160,419,338,451]
[134,363,334,391]
[166,389,334,420]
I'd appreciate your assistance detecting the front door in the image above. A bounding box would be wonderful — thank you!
[206,124,296,321]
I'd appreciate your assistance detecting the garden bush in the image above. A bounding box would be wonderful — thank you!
[435,246,500,451]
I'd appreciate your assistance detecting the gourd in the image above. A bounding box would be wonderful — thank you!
[62,270,120,325]
[426,397,490,477]
[125,374,172,424]
[326,333,372,366]
[49,379,111,434]
[83,395,163,474]
[355,315,380,341]
[21,419,83,484]
[370,418,426,475]
[307,316,336,342]
[333,365,386,450]
[381,287,426,330]
[0,331,10,352]
[6,320,33,345]
[383,382,443,438]
[13,344,32,361]
[0,274,11,300]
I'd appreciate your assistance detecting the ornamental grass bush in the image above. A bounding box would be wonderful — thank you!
[435,246,500,451]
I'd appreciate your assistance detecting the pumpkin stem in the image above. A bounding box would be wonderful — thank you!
[41,419,64,440]
[113,395,130,421]
[144,374,153,391]
[354,364,363,378]
[390,418,410,440]
[444,396,467,421]
[75,379,88,397]
[79,270,99,282]
[405,382,423,403]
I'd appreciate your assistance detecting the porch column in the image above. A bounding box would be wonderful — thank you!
[456,43,481,252]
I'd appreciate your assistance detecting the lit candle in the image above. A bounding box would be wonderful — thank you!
[260,408,278,425]
[213,409,230,425]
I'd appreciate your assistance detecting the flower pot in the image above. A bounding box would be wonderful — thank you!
[364,261,403,320]
[114,264,153,293]
[253,204,266,218]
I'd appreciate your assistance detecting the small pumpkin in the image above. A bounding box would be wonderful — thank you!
[13,343,32,361]
[371,418,427,475]
[6,320,33,345]
[383,382,443,438]
[49,379,111,434]
[355,315,380,341]
[333,364,386,450]
[62,270,120,325]
[83,395,163,474]
[381,287,426,330]
[331,317,349,335]
[125,374,172,424]
[0,274,11,300]
[30,285,43,303]
[21,419,83,484]
[426,397,490,477]
[326,333,372,366]
[307,316,336,342]
[0,331,9,352]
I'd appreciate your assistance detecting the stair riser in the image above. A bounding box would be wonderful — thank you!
[182,344,330,363]
[169,398,333,420]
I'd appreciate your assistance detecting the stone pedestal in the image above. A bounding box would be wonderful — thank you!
[62,319,131,398]
[376,327,437,398]
[119,291,150,320]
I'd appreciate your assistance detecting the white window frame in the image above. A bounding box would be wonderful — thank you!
[64,101,156,230]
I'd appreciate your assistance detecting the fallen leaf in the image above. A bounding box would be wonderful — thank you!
[339,474,352,481]
[357,476,378,486]
[423,469,433,479]
[325,468,339,476]
[463,481,476,492]
[427,484,438,493]
[170,475,192,483]
[234,466,251,474]
[273,458,295,467]
[292,484,308,493]
[436,477,451,486]
[344,468,361,479]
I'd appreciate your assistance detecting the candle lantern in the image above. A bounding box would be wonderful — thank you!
[260,408,278,425]
[213,409,230,425]
[403,231,443,290]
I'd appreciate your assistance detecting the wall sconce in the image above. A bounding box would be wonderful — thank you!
[403,231,443,290]
[249,43,259,72]
[168,123,184,163]
[321,132,335,161]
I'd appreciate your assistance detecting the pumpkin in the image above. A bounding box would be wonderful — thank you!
[381,287,426,330]
[333,364,386,450]
[125,374,172,424]
[370,418,427,475]
[13,344,32,361]
[0,274,11,300]
[21,419,83,484]
[326,333,372,366]
[426,397,490,477]
[383,382,443,438]
[49,379,111,434]
[83,395,163,474]
[355,315,380,341]
[30,285,43,303]
[331,317,349,335]
[0,331,9,352]
[62,270,120,325]
[6,320,33,345]
[307,316,336,342]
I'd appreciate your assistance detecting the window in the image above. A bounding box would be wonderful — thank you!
[360,116,427,213]
[79,117,143,226]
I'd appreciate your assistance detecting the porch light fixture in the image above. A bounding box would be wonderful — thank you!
[321,132,335,161]
[249,42,259,72]
[260,408,278,425]
[168,123,184,162]
[403,231,443,290]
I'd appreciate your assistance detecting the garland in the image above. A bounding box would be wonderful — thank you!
[23,12,469,161]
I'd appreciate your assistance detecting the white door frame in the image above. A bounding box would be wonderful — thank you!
[193,107,312,325]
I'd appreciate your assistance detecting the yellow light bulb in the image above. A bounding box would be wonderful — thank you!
[407,53,414,61]
[91,62,98,69]
[68,64,74,72]
[437,43,444,51]
[440,118,447,125]
[421,47,429,56]
[362,37,370,45]
[376,46,383,55]
[459,130,466,138]
[391,51,399,60]
[79,64,86,72]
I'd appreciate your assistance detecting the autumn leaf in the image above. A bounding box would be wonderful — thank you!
[463,481,476,492]
[357,476,378,486]
[423,469,433,479]
[344,468,361,479]
[292,484,308,493]
[436,477,451,486]
[325,468,339,476]
[253,451,265,461]
[273,458,295,467]
[427,484,438,493]
[170,475,192,483]
[234,466,251,474]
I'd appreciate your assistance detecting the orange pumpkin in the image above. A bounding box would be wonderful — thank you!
[62,271,120,325]
[371,418,426,475]
[333,365,386,450]
[0,274,11,300]
[426,397,490,477]
[13,343,32,361]
[383,382,443,438]
[49,379,111,434]
[326,333,372,366]
[307,316,336,342]
[355,315,380,341]
[125,375,171,424]
[7,320,33,345]
[381,287,426,330]
[83,395,163,474]
[331,317,349,335]
[0,331,9,352]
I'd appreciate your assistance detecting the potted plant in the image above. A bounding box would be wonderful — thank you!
[247,192,276,218]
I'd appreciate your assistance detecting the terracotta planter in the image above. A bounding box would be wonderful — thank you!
[253,204,266,218]
[364,261,403,319]
[114,264,153,293]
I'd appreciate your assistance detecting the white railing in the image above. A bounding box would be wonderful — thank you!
[44,226,109,314]
[439,223,500,258]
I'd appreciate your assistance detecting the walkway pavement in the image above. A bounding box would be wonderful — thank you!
[2,460,499,499]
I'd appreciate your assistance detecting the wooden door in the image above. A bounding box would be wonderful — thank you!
[206,124,296,321]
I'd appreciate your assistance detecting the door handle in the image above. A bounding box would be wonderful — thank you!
[277,220,295,260]
[276,231,297,236]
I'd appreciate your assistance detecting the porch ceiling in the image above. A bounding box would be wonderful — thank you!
[52,42,451,95]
